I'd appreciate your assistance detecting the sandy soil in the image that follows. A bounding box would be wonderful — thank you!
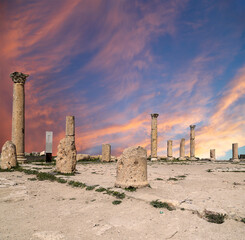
[0,161,245,240]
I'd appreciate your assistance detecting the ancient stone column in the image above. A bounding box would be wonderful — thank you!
[66,116,75,142]
[189,125,197,160]
[102,144,111,162]
[210,149,215,161]
[115,146,148,188]
[151,113,159,161]
[232,143,239,162]
[10,72,29,163]
[167,140,174,161]
[179,138,186,160]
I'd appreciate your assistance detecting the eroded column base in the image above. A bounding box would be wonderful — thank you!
[166,157,175,161]
[232,158,240,163]
[178,157,186,161]
[115,181,149,189]
[151,157,158,161]
[189,157,198,161]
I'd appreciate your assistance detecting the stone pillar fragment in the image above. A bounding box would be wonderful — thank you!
[179,138,186,160]
[66,116,75,141]
[232,143,239,163]
[1,141,17,169]
[151,113,159,161]
[167,140,174,161]
[115,146,148,188]
[56,116,77,173]
[10,72,29,163]
[102,144,111,162]
[189,125,197,160]
[210,149,215,161]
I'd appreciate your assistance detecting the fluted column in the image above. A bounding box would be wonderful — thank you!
[10,72,29,163]
[179,138,186,160]
[189,125,197,160]
[151,113,159,161]
[232,143,239,162]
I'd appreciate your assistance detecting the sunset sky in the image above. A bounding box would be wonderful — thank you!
[0,0,245,159]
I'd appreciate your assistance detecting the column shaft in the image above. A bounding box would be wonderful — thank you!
[151,113,159,161]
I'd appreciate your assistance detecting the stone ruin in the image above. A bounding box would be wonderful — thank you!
[115,146,148,188]
[56,116,77,173]
[102,144,111,162]
[1,141,17,169]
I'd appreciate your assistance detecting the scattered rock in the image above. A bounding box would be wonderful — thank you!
[0,140,17,169]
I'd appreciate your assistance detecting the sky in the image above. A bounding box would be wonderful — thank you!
[0,0,245,159]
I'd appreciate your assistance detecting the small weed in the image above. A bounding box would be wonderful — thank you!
[36,172,56,181]
[0,168,14,172]
[180,208,185,211]
[91,172,97,174]
[150,200,175,211]
[205,212,226,224]
[56,178,67,184]
[68,180,86,188]
[105,189,125,199]
[125,186,137,192]
[28,177,37,181]
[55,172,74,176]
[95,187,107,192]
[69,198,76,200]
[167,177,178,181]
[112,200,122,205]
[177,175,186,178]
[86,185,97,191]
[241,218,245,223]
[206,169,212,172]
[155,178,163,181]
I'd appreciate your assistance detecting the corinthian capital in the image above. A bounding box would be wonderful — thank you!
[10,72,29,84]
[151,113,159,119]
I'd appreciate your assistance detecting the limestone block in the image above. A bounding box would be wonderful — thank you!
[102,144,111,162]
[115,146,148,188]
[76,154,90,161]
[1,141,17,169]
[210,149,215,161]
[56,137,76,173]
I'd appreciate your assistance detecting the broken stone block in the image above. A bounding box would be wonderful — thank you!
[1,141,17,169]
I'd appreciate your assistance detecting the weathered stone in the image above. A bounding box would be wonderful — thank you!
[76,154,90,161]
[232,143,239,162]
[0,141,17,169]
[189,125,197,160]
[179,138,186,160]
[210,149,215,161]
[111,156,117,162]
[90,155,102,160]
[102,144,111,162]
[66,116,75,141]
[10,72,29,163]
[151,113,159,161]
[166,140,174,161]
[56,137,76,173]
[115,146,148,188]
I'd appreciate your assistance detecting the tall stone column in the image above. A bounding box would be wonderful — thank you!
[166,140,174,161]
[10,72,29,163]
[151,113,159,161]
[189,125,197,160]
[102,144,111,162]
[210,149,215,161]
[232,143,239,162]
[179,138,186,160]
[66,116,75,142]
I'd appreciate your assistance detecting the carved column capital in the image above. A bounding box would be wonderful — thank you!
[151,113,159,119]
[10,72,29,84]
[190,125,196,129]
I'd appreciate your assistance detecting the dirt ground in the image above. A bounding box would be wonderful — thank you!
[0,161,245,240]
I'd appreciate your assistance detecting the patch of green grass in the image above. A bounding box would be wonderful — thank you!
[150,200,175,211]
[28,177,37,181]
[95,187,107,192]
[205,212,226,224]
[167,177,178,181]
[68,180,86,188]
[86,185,97,191]
[56,178,67,184]
[112,200,122,205]
[69,198,76,200]
[0,168,14,172]
[125,186,137,192]
[36,172,56,181]
[177,175,186,178]
[55,172,75,176]
[91,171,97,174]
[241,218,245,223]
[105,189,125,199]
[180,208,185,211]
[155,178,163,181]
